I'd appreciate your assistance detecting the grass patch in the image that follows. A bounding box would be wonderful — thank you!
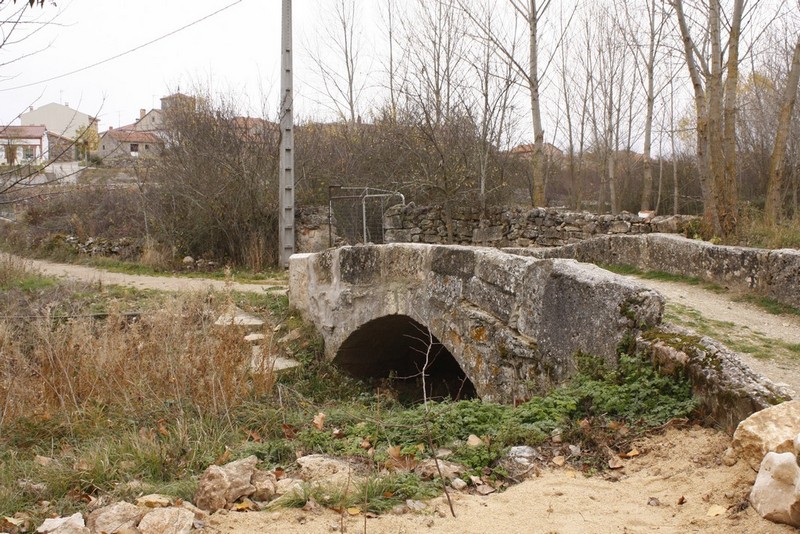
[665,302,800,361]
[733,294,800,317]
[600,264,726,293]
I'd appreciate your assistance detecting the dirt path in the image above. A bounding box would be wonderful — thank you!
[626,276,800,397]
[2,253,288,295]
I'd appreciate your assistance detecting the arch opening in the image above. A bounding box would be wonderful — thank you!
[334,315,477,403]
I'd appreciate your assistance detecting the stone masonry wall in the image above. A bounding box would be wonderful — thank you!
[383,204,698,248]
[508,234,800,309]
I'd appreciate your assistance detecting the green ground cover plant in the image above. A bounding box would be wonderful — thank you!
[0,256,699,521]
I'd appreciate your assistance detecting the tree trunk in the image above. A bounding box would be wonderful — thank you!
[529,0,546,207]
[765,37,800,226]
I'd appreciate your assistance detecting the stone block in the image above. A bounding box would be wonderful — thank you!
[430,246,476,279]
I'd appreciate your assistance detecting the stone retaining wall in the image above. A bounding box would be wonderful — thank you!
[507,234,800,309]
[383,204,698,247]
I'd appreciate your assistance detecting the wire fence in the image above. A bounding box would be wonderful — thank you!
[328,186,405,247]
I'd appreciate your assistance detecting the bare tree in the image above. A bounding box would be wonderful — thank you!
[765,35,800,225]
[672,0,745,237]
[309,0,365,124]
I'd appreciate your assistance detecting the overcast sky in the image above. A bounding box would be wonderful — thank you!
[1,0,380,129]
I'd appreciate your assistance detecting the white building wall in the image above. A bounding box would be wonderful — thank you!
[21,103,95,139]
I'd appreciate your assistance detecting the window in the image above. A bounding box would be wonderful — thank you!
[144,144,149,150]
[130,143,139,157]
[23,146,35,161]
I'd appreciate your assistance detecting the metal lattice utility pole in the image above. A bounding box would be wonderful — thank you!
[279,0,295,267]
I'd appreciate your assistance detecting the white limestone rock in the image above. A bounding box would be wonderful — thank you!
[36,513,85,534]
[86,502,144,533]
[194,455,258,512]
[725,400,800,471]
[749,451,800,527]
[137,507,194,534]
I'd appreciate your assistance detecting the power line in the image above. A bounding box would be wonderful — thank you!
[0,0,244,93]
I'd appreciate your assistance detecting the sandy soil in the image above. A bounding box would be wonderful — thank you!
[207,427,794,534]
[5,253,799,533]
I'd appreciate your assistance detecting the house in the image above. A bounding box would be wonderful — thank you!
[21,103,99,140]
[0,125,49,165]
[95,128,163,160]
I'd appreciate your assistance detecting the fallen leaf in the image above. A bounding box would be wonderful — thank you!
[608,456,625,470]
[625,448,640,458]
[677,496,687,505]
[388,445,403,460]
[157,419,169,437]
[245,429,262,442]
[281,423,297,439]
[346,507,361,516]
[360,438,372,449]
[214,447,232,466]
[331,428,345,439]
[552,455,566,467]
[312,412,326,430]
[234,498,256,511]
[274,467,285,480]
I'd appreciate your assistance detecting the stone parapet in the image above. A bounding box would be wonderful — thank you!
[508,233,800,309]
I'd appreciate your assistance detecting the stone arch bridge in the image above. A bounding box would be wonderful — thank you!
[288,244,664,402]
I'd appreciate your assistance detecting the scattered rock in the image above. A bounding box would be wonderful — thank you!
[214,306,264,330]
[475,484,496,496]
[296,455,358,487]
[274,478,304,497]
[405,499,426,511]
[552,456,566,467]
[194,455,259,512]
[137,507,194,534]
[36,513,84,534]
[414,458,464,481]
[466,435,483,447]
[251,470,277,502]
[749,451,800,527]
[724,400,800,470]
[135,494,172,508]
[87,502,144,533]
[450,478,468,491]
[182,256,195,267]
[244,333,266,342]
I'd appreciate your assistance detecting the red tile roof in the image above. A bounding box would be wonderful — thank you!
[106,129,162,144]
[0,125,46,139]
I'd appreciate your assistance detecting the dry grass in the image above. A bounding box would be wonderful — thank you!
[0,256,277,429]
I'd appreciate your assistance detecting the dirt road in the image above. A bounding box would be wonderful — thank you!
[2,253,288,295]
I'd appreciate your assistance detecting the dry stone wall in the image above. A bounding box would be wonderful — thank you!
[383,204,698,247]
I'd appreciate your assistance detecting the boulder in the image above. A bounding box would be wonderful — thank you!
[86,502,144,533]
[414,459,464,481]
[36,513,85,534]
[296,454,359,487]
[725,400,800,470]
[749,451,800,527]
[194,455,259,512]
[251,469,277,501]
[137,507,194,534]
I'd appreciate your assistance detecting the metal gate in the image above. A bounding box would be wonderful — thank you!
[328,186,405,247]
